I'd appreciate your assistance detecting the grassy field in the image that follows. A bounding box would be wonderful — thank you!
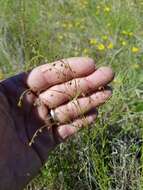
[0,0,143,189]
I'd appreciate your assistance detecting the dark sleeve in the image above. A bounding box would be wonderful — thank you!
[0,92,42,190]
[0,73,61,190]
[0,73,60,190]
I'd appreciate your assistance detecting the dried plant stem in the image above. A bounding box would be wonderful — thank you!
[28,115,58,146]
[17,89,31,107]
[29,124,48,146]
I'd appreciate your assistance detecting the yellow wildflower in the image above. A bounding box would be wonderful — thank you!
[79,0,88,9]
[104,6,111,13]
[80,0,88,5]
[122,30,128,35]
[97,5,100,9]
[102,35,108,40]
[74,50,80,56]
[62,23,67,28]
[131,47,140,53]
[95,11,99,16]
[121,41,127,46]
[57,35,64,40]
[97,43,105,51]
[107,23,111,27]
[113,78,122,85]
[132,64,140,69]
[75,21,81,27]
[69,23,73,29]
[83,48,89,55]
[62,22,73,29]
[128,32,133,36]
[80,25,85,30]
[89,38,97,45]
[122,30,134,37]
[107,42,113,49]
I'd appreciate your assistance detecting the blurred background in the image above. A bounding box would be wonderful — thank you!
[0,0,142,189]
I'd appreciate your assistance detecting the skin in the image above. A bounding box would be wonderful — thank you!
[0,57,114,190]
[27,57,114,140]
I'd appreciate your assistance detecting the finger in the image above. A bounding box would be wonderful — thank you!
[39,67,114,108]
[53,87,112,124]
[55,109,98,141]
[26,57,96,93]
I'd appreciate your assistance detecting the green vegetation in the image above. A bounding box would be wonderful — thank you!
[0,0,143,189]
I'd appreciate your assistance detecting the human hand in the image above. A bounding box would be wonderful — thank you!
[0,57,114,190]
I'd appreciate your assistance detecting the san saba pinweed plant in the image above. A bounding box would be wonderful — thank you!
[18,59,104,147]
[0,0,143,190]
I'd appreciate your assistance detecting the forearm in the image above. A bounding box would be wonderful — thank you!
[0,92,42,190]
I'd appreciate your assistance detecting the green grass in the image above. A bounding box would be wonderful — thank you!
[0,0,143,189]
